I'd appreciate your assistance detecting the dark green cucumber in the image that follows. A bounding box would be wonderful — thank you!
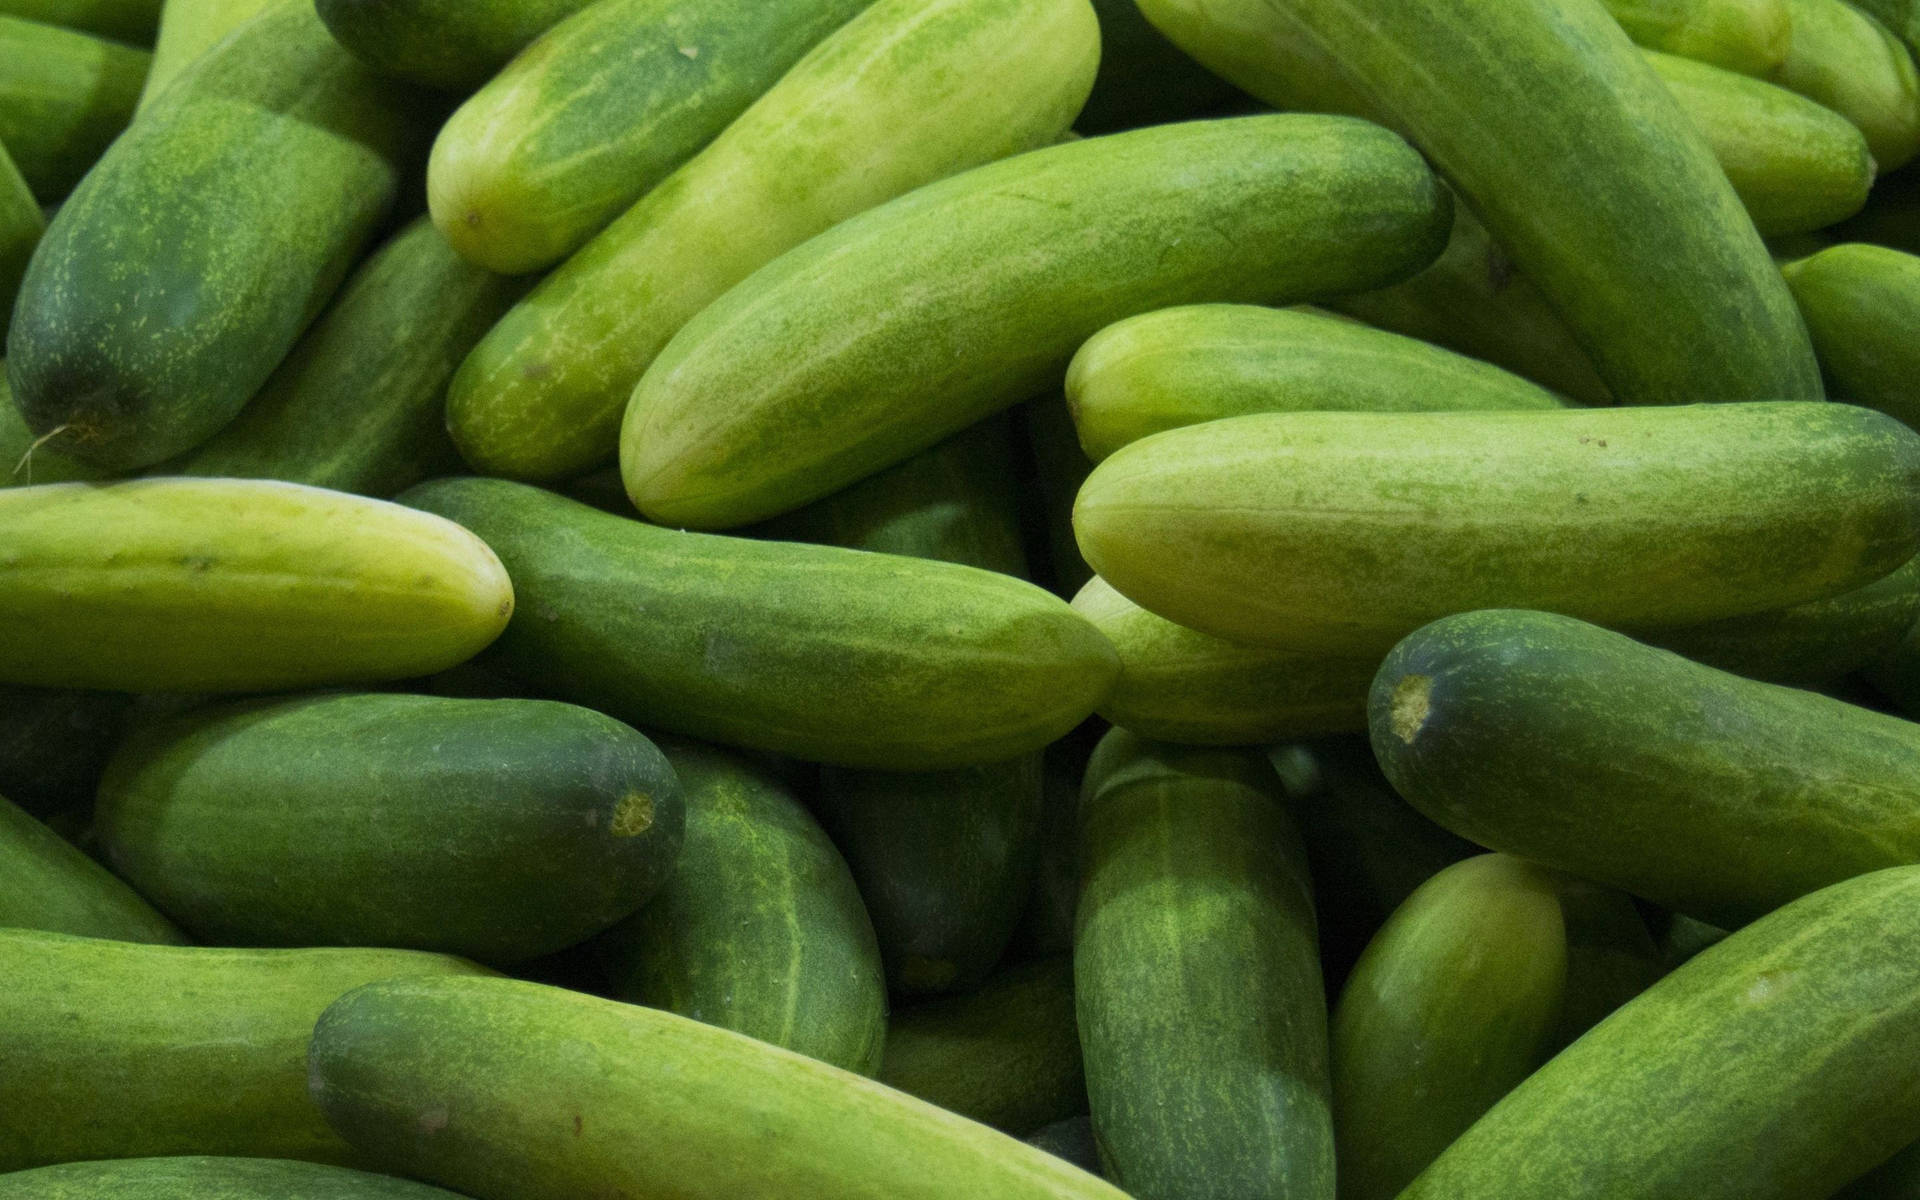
[96,692,682,963]
[594,740,885,1074]
[0,0,157,41]
[163,216,524,497]
[0,929,490,1170]
[0,148,39,333]
[0,17,147,201]
[315,0,597,91]
[1604,0,1790,72]
[1787,244,1920,431]
[1,365,103,488]
[879,957,1085,1135]
[400,477,1117,770]
[0,685,128,818]
[1771,0,1920,170]
[0,793,183,942]
[1077,0,1235,134]
[137,0,275,110]
[0,1157,465,1199]
[1655,911,1732,969]
[1075,730,1332,1199]
[5,0,428,471]
[1371,609,1920,928]
[1402,866,1920,1200]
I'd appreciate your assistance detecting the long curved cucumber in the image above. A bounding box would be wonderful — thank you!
[0,793,183,943]
[0,479,513,693]
[1604,0,1791,72]
[0,16,147,201]
[308,975,1130,1199]
[0,0,157,40]
[5,1,427,471]
[1787,243,1920,431]
[594,740,886,1075]
[448,0,1095,483]
[1,366,102,488]
[0,149,39,333]
[1771,0,1920,171]
[400,477,1116,770]
[0,929,490,1171]
[1078,0,1234,134]
[0,1157,466,1199]
[1075,730,1332,1199]
[314,0,597,92]
[1075,405,1920,655]
[137,0,273,109]
[0,685,128,818]
[1371,609,1920,928]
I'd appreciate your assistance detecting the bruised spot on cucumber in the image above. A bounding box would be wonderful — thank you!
[611,792,654,838]
[1390,676,1432,744]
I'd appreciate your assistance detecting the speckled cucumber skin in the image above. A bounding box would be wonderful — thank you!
[1075,404,1920,656]
[308,975,1130,1200]
[1772,0,1920,170]
[0,0,157,40]
[0,1157,467,1199]
[1787,244,1920,432]
[0,929,491,1171]
[0,150,41,333]
[1370,610,1920,928]
[621,114,1452,530]
[1075,730,1333,1200]
[0,479,513,693]
[448,0,1097,482]
[400,477,1117,770]
[315,0,596,91]
[595,740,886,1075]
[1603,0,1790,72]
[0,793,184,943]
[1401,866,1920,1200]
[137,0,273,109]
[5,1,426,471]
[0,17,146,202]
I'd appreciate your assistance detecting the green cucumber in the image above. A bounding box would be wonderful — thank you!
[0,478,513,693]
[1020,397,1096,597]
[0,684,129,818]
[1066,304,1562,463]
[1078,0,1234,135]
[164,217,524,497]
[0,929,490,1170]
[314,0,598,92]
[428,0,871,275]
[1853,0,1920,55]
[447,0,1097,483]
[137,0,273,109]
[1075,730,1332,1199]
[0,793,183,942]
[594,739,886,1074]
[1,364,104,488]
[1655,911,1732,968]
[0,16,147,201]
[1400,865,1920,1200]
[0,149,39,333]
[5,0,427,471]
[0,1157,465,1199]
[401,477,1115,770]
[1370,609,1920,928]
[1787,243,1920,431]
[1549,877,1665,1049]
[878,957,1086,1136]
[0,0,156,40]
[1133,0,1379,121]
[1604,0,1791,72]
[95,692,683,963]
[622,114,1451,530]
[308,975,1130,1199]
[1074,404,1920,655]
[1772,0,1920,171]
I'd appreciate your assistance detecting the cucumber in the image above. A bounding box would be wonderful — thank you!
[5,1,427,471]
[1401,866,1920,1200]
[1075,404,1920,656]
[1853,0,1920,55]
[622,114,1450,530]
[594,740,886,1075]
[1066,304,1562,463]
[314,0,598,92]
[0,479,513,693]
[428,0,871,275]
[1603,0,1791,72]
[1549,877,1665,1049]
[1073,576,1373,744]
[0,1158,466,1199]
[400,477,1115,770]
[1133,0,1380,121]
[1787,243,1920,431]
[878,957,1086,1136]
[1,365,105,488]
[308,975,1131,1199]
[1772,0,1920,171]
[164,217,524,497]
[1075,730,1332,1199]
[1370,609,1920,928]
[0,0,157,41]
[0,793,184,942]
[0,16,147,201]
[1078,0,1235,134]
[1020,397,1096,597]
[446,0,1097,483]
[137,0,273,109]
[0,929,490,1170]
[0,149,39,333]
[95,692,683,963]
[0,684,129,818]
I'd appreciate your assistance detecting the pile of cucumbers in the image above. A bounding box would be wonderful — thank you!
[4,0,1920,1196]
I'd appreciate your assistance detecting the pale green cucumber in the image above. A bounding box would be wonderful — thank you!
[447,0,1097,482]
[1078,0,1235,134]
[0,479,513,693]
[0,149,39,334]
[0,793,184,943]
[1604,0,1791,72]
[1787,243,1920,431]
[0,1157,468,1199]
[0,16,147,201]
[314,0,598,92]
[1772,0,1920,170]
[0,0,157,41]
[137,0,273,109]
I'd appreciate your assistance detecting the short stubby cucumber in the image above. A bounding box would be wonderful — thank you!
[1370,609,1920,928]
[308,975,1130,1200]
[0,148,41,333]
[137,0,273,109]
[1603,0,1791,72]
[0,929,490,1171]
[400,477,1117,770]
[1079,0,1235,134]
[1771,0,1920,171]
[448,0,1096,483]
[0,794,184,943]
[1066,304,1562,463]
[0,685,129,818]
[1400,866,1920,1200]
[95,692,683,964]
[314,0,598,92]
[0,479,513,693]
[5,1,427,471]
[0,16,148,201]
[1787,243,1920,431]
[0,0,158,41]
[1074,404,1920,656]
[622,114,1451,529]
[428,0,872,274]
[0,1157,467,1199]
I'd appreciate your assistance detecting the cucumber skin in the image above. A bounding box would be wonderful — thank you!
[0,929,491,1171]
[95,692,684,964]
[1771,0,1920,171]
[308,976,1131,1200]
[137,0,273,110]
[0,17,148,201]
[0,685,129,818]
[1370,609,1920,928]
[596,741,886,1075]
[0,147,42,332]
[1402,866,1920,1200]
[447,0,1098,484]
[0,794,184,944]
[1604,0,1791,73]
[0,479,514,693]
[1075,730,1333,1200]
[620,113,1452,530]
[0,0,158,40]
[5,1,426,471]
[399,477,1117,770]
[1788,244,1920,432]
[315,0,597,91]
[0,1157,465,1199]
[1074,404,1920,656]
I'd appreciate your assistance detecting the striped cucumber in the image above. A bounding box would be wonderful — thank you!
[0,0,157,40]
[314,0,598,92]
[0,148,39,333]
[1078,0,1234,134]
[1787,243,1920,431]
[0,1158,466,1199]
[0,685,128,818]
[137,0,273,109]
[0,793,184,943]
[0,16,147,200]
[1604,0,1791,72]
[1771,0,1920,170]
